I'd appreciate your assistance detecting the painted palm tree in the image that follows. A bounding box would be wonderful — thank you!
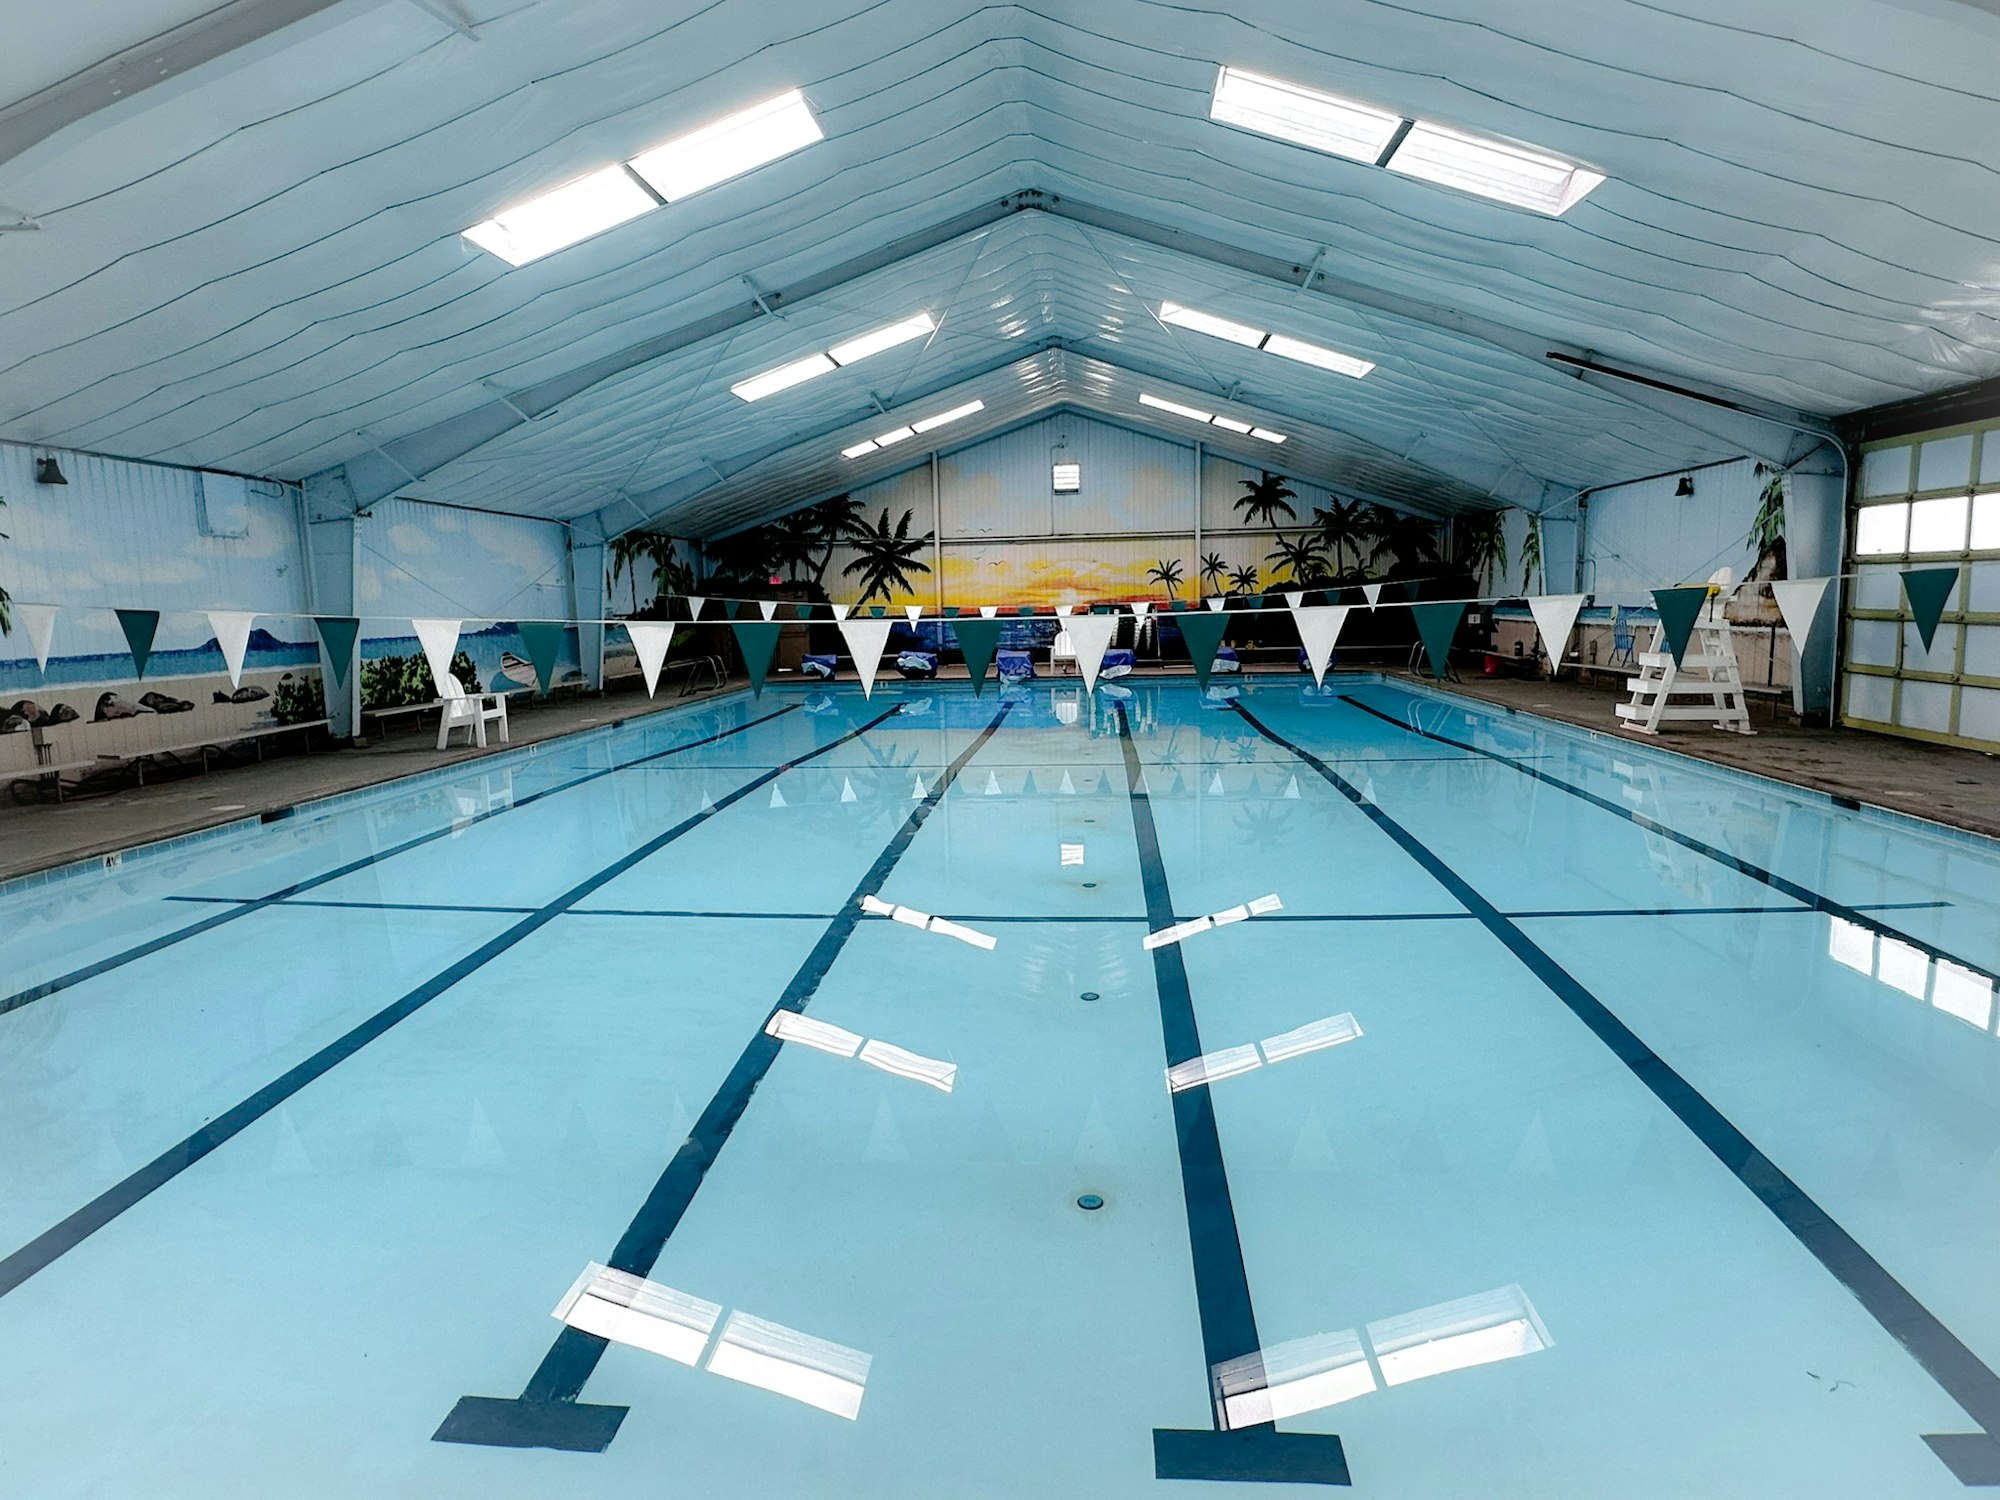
[1199,551,1229,593]
[1367,507,1441,573]
[1146,558,1186,599]
[1266,532,1327,584]
[1519,512,1544,593]
[1311,499,1373,578]
[1452,511,1508,592]
[606,529,680,613]
[842,507,935,605]
[1234,471,1297,529]
[1228,563,1260,595]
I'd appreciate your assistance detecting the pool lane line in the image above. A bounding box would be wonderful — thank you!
[0,706,899,1305]
[1114,706,1352,1488]
[433,702,1015,1454]
[1235,701,2000,1486]
[0,705,805,1021]
[1339,691,2000,990]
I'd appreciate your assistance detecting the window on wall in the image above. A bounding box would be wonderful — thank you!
[1844,425,2000,750]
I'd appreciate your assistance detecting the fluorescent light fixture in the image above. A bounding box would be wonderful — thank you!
[842,440,880,459]
[704,1310,872,1420]
[1251,428,1288,444]
[627,89,823,202]
[553,1264,722,1366]
[1210,415,1254,434]
[1052,461,1082,493]
[1210,66,1403,164]
[1140,393,1215,423]
[1387,119,1604,215]
[1263,333,1375,378]
[731,352,836,402]
[912,399,983,433]
[463,165,657,266]
[1160,301,1266,348]
[829,313,936,367]
[873,425,917,447]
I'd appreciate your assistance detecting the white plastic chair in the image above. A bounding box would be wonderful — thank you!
[1051,629,1077,674]
[437,673,508,750]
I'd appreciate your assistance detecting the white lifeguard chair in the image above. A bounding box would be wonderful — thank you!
[1615,569,1754,736]
[437,673,510,750]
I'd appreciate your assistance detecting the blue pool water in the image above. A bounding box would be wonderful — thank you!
[2,676,1998,1497]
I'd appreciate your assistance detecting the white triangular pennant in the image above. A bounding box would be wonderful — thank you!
[837,618,895,698]
[831,603,851,620]
[1771,577,1835,659]
[686,596,705,621]
[905,605,923,623]
[980,605,999,618]
[1064,613,1119,692]
[1525,594,1587,670]
[205,611,258,688]
[1292,605,1351,687]
[1130,601,1152,619]
[18,603,58,674]
[1362,583,1384,608]
[758,599,779,621]
[1205,596,1226,612]
[624,622,676,698]
[411,617,462,695]
[1282,591,1304,612]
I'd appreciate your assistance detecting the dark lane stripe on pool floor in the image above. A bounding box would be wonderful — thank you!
[0,705,802,1020]
[1237,702,2000,1487]
[1115,706,1351,1488]
[1341,692,1998,989]
[0,706,895,1304]
[434,702,1015,1454]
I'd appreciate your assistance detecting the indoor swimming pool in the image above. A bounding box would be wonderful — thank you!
[3,675,1998,1498]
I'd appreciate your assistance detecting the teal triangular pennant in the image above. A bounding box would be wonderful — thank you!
[516,620,567,696]
[314,615,361,688]
[1408,601,1466,680]
[952,618,1002,696]
[1900,567,1959,652]
[115,609,160,679]
[730,621,782,696]
[1650,586,1710,667]
[1175,611,1230,688]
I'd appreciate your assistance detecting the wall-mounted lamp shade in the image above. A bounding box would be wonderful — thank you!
[34,456,66,484]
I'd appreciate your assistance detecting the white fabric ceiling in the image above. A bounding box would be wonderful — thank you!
[1,0,1997,537]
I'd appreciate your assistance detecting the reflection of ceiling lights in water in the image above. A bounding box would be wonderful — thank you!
[1213,1284,1550,1430]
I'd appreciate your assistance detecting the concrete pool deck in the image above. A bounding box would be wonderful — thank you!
[3,665,1994,885]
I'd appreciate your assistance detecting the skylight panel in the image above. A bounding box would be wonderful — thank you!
[1386,120,1604,215]
[829,313,936,367]
[1209,66,1403,163]
[1160,302,1266,348]
[627,89,824,202]
[912,399,983,433]
[462,166,658,267]
[1140,393,1215,423]
[1263,334,1375,379]
[730,352,837,403]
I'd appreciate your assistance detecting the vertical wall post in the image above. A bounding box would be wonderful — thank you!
[931,449,944,616]
[1785,445,1849,721]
